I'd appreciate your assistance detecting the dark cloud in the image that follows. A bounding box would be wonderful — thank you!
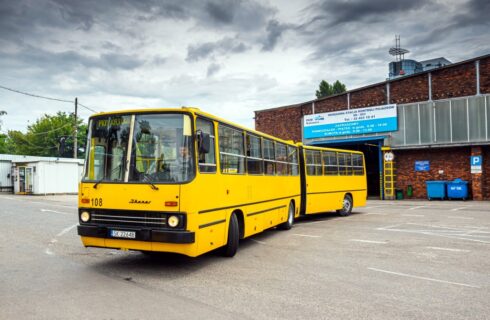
[262,19,292,51]
[186,37,248,62]
[205,1,234,24]
[307,0,430,27]
[207,63,221,77]
[0,47,145,74]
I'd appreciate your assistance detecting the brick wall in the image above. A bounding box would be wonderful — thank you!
[394,147,472,199]
[256,56,488,142]
[480,56,490,94]
[390,73,429,104]
[315,95,347,113]
[432,62,476,99]
[350,84,386,108]
[255,103,311,141]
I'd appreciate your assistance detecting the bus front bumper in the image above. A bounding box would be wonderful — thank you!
[77,225,195,244]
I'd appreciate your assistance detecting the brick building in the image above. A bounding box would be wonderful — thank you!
[255,54,490,200]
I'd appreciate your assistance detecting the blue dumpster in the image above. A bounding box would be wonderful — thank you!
[447,178,469,200]
[426,181,447,200]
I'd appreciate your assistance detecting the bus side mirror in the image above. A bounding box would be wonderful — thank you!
[197,131,210,154]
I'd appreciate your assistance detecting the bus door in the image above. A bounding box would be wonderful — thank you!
[299,147,307,215]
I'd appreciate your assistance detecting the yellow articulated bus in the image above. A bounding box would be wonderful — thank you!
[298,145,367,217]
[77,108,366,258]
[78,107,301,257]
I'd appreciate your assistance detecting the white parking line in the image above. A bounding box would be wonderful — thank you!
[408,206,426,211]
[368,267,480,288]
[447,216,475,220]
[350,239,387,244]
[40,208,71,215]
[426,246,470,253]
[366,213,388,215]
[450,207,469,211]
[45,224,77,256]
[292,234,321,238]
[401,214,425,217]
[379,223,490,244]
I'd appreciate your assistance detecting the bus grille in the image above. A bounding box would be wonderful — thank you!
[89,210,169,229]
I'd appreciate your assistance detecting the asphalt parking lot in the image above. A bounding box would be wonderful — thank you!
[1,194,489,319]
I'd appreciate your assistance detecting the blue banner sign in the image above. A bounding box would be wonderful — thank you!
[304,104,398,139]
[415,160,430,171]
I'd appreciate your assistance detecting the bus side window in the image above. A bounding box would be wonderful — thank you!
[263,139,275,175]
[338,152,347,175]
[247,134,263,174]
[196,118,217,173]
[288,146,299,176]
[323,151,338,175]
[219,124,245,174]
[353,154,364,175]
[275,142,288,175]
[345,153,352,175]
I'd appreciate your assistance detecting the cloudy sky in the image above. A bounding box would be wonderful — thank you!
[0,0,488,132]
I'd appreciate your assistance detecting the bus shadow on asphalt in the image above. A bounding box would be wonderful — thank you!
[87,211,362,275]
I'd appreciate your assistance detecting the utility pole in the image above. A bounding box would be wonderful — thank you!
[74,97,78,159]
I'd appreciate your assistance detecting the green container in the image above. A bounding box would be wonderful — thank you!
[407,185,413,197]
[396,189,404,200]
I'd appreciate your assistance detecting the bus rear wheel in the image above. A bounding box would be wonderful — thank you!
[278,202,294,230]
[221,212,239,257]
[337,194,353,216]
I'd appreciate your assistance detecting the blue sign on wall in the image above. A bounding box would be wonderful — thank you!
[415,160,430,171]
[303,104,398,139]
[471,155,482,174]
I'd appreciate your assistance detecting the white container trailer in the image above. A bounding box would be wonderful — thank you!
[12,158,84,195]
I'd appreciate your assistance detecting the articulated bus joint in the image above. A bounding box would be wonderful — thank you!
[77,225,195,244]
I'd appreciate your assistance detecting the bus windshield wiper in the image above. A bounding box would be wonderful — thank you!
[93,163,125,189]
[142,174,159,191]
[93,176,105,189]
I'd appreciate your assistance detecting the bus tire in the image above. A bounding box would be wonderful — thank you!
[221,213,239,257]
[278,201,294,230]
[337,194,353,216]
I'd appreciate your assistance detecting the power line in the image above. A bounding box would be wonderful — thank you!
[78,102,98,113]
[0,84,100,113]
[0,84,73,103]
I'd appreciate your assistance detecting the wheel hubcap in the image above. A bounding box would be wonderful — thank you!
[343,199,350,211]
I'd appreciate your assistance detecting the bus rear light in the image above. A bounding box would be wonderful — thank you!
[81,198,90,204]
[165,201,178,207]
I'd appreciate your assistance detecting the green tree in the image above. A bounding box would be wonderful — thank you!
[4,112,87,158]
[332,80,347,95]
[0,111,7,153]
[315,80,347,99]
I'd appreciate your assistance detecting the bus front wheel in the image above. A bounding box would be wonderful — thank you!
[221,213,239,257]
[278,201,294,230]
[337,194,353,216]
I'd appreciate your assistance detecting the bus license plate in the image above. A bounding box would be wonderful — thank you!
[110,230,136,239]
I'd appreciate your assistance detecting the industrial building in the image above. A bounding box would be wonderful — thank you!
[255,53,490,200]
[0,154,84,195]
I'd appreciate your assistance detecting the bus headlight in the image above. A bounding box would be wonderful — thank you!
[80,211,91,222]
[168,215,179,228]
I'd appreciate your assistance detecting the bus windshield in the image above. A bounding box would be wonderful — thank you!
[84,115,131,182]
[129,113,194,183]
[83,113,195,184]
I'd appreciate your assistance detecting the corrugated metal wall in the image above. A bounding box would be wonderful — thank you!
[0,154,84,192]
[0,160,13,187]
